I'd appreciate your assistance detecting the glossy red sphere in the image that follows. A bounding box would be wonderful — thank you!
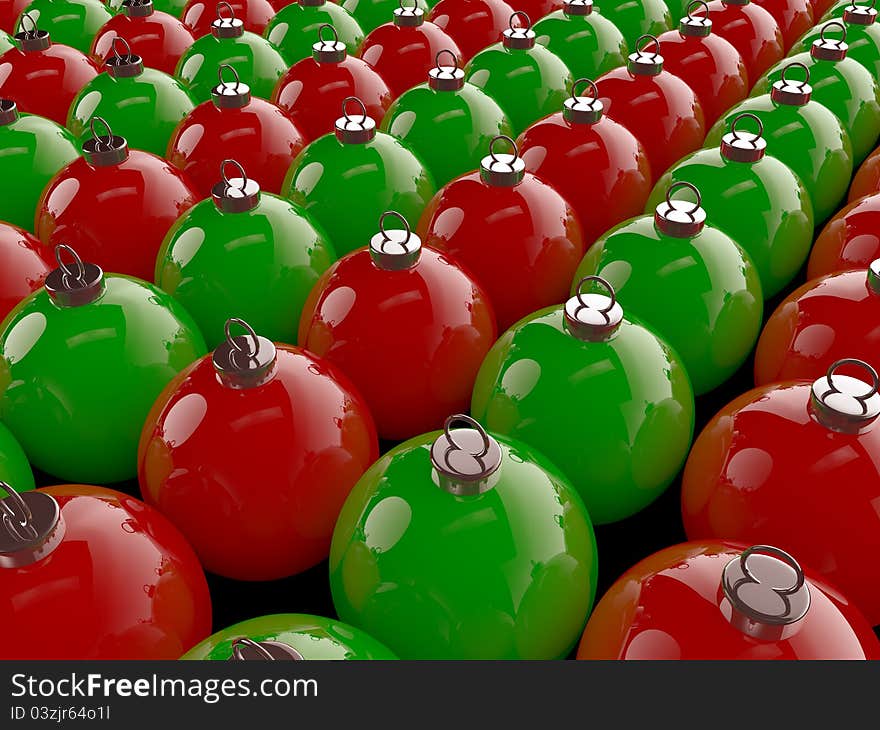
[182,0,276,37]
[358,21,462,99]
[138,345,379,581]
[654,28,750,128]
[755,267,880,385]
[417,170,585,331]
[298,246,497,440]
[517,111,652,246]
[0,42,100,126]
[167,97,306,196]
[596,66,706,183]
[849,146,880,203]
[0,221,52,322]
[705,0,784,82]
[91,10,196,76]
[513,0,564,24]
[272,55,393,143]
[752,0,813,51]
[0,0,30,34]
[682,381,880,627]
[578,541,880,659]
[808,193,880,279]
[0,484,212,660]
[428,0,516,63]
[35,150,199,282]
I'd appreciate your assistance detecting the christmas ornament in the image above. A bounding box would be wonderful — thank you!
[263,0,365,65]
[358,1,462,98]
[0,100,78,232]
[182,0,275,36]
[465,12,573,136]
[575,182,763,395]
[282,97,435,256]
[91,0,195,75]
[36,118,199,281]
[683,359,880,626]
[299,212,496,440]
[578,542,880,659]
[175,3,287,102]
[342,0,428,34]
[380,50,513,187]
[16,0,114,54]
[752,20,880,164]
[167,66,306,196]
[595,34,706,183]
[647,113,814,298]
[794,1,880,80]
[273,24,392,143]
[139,318,377,580]
[0,30,15,54]
[704,0,784,81]
[153,0,188,16]
[532,0,628,82]
[0,13,100,125]
[705,62,853,223]
[517,78,652,246]
[849,143,880,201]
[0,426,35,493]
[0,0,30,34]
[330,415,598,659]
[752,0,813,49]
[428,0,515,63]
[0,482,211,659]
[0,221,52,322]
[807,192,880,278]
[593,0,672,47]
[471,276,694,524]
[68,38,196,155]
[822,0,875,21]
[655,1,749,128]
[418,135,584,331]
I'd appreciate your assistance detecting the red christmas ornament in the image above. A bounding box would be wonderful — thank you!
[417,135,585,331]
[0,222,52,322]
[299,212,497,440]
[0,482,211,659]
[36,118,199,282]
[752,0,813,51]
[182,0,275,37]
[0,0,30,35]
[849,145,880,202]
[428,0,516,63]
[273,24,392,143]
[682,359,880,626]
[358,4,462,98]
[139,320,379,581]
[578,541,880,659]
[168,65,305,196]
[808,192,880,279]
[0,14,100,126]
[655,1,750,127]
[514,0,565,25]
[91,0,196,75]
[517,78,652,247]
[705,0,784,82]
[596,34,706,183]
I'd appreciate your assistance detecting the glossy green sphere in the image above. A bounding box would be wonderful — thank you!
[471,305,695,524]
[380,82,513,188]
[264,1,365,65]
[155,192,336,349]
[175,32,288,103]
[181,614,398,660]
[152,0,187,17]
[0,275,207,484]
[341,0,429,34]
[67,69,195,157]
[0,110,79,232]
[18,0,114,54]
[0,421,35,493]
[532,7,628,81]
[0,30,15,56]
[574,216,763,395]
[822,1,866,21]
[594,0,672,48]
[330,429,598,659]
[282,131,436,257]
[793,20,880,82]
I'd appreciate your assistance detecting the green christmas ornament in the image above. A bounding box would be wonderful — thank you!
[705,61,854,224]
[181,614,398,660]
[341,0,429,34]
[0,244,207,484]
[593,0,672,48]
[264,0,365,65]
[0,100,79,232]
[533,0,628,80]
[575,182,763,395]
[752,20,880,163]
[330,415,598,659]
[649,113,814,298]
[465,11,573,137]
[471,276,695,525]
[822,0,871,21]
[794,3,880,81]
[156,159,336,349]
[282,96,436,257]
[0,422,35,494]
[175,5,288,102]
[0,29,15,55]
[150,0,187,16]
[380,50,513,187]
[67,38,195,156]
[16,0,114,54]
